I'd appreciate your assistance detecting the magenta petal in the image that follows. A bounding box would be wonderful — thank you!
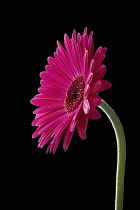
[32,113,46,126]
[52,134,63,154]
[49,114,73,153]
[47,56,58,67]
[89,59,95,74]
[88,107,101,120]
[36,114,66,136]
[94,47,102,59]
[64,34,78,76]
[30,97,63,107]
[71,39,81,74]
[72,29,76,41]
[84,84,90,99]
[83,50,88,77]
[40,71,68,90]
[46,65,71,82]
[63,128,74,151]
[86,72,93,85]
[83,99,90,114]
[32,125,43,138]
[46,142,54,154]
[70,105,82,132]
[90,80,101,94]
[77,112,88,140]
[89,94,102,107]
[101,47,107,54]
[88,37,94,61]
[89,31,93,38]
[33,107,49,114]
[30,98,47,106]
[81,33,88,51]
[35,109,65,126]
[83,27,87,34]
[94,65,106,81]
[33,100,63,112]
[52,114,72,137]
[38,86,65,99]
[95,54,106,68]
[97,80,112,92]
[38,131,52,149]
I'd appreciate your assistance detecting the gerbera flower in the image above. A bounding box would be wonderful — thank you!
[30,27,112,154]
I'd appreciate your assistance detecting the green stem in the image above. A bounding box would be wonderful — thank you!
[99,99,126,210]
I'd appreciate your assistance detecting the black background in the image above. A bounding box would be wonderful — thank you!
[11,2,135,210]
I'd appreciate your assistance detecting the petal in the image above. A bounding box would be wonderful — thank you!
[37,113,67,136]
[33,106,51,114]
[86,72,93,85]
[83,99,90,114]
[30,98,48,106]
[81,33,88,51]
[89,59,95,74]
[90,80,101,94]
[83,27,87,34]
[32,100,63,114]
[49,114,73,153]
[88,107,101,120]
[63,128,74,151]
[89,31,93,38]
[32,126,42,138]
[45,65,71,82]
[93,65,106,81]
[94,47,102,59]
[38,130,53,149]
[72,29,76,41]
[97,80,112,92]
[32,113,46,126]
[40,79,48,87]
[77,40,83,70]
[70,39,81,75]
[102,47,107,54]
[94,47,106,59]
[84,84,90,99]
[46,141,54,154]
[77,33,82,44]
[77,110,88,140]
[51,52,74,79]
[42,69,69,87]
[95,54,106,68]
[89,94,102,107]
[38,87,65,99]
[33,99,63,111]
[34,108,65,126]
[64,34,77,76]
[52,113,73,137]
[40,71,68,91]
[30,97,63,107]
[47,56,60,69]
[52,134,63,154]
[88,37,94,61]
[70,104,82,132]
[83,50,89,77]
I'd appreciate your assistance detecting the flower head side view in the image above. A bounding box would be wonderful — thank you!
[30,27,112,154]
[30,27,126,210]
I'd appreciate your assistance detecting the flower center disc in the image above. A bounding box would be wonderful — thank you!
[64,76,85,113]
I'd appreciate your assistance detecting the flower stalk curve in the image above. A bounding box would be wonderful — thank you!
[99,99,126,210]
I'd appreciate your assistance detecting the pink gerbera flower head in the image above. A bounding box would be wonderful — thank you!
[30,27,112,154]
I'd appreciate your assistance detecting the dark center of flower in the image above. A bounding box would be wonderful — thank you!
[72,86,79,101]
[64,76,85,113]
